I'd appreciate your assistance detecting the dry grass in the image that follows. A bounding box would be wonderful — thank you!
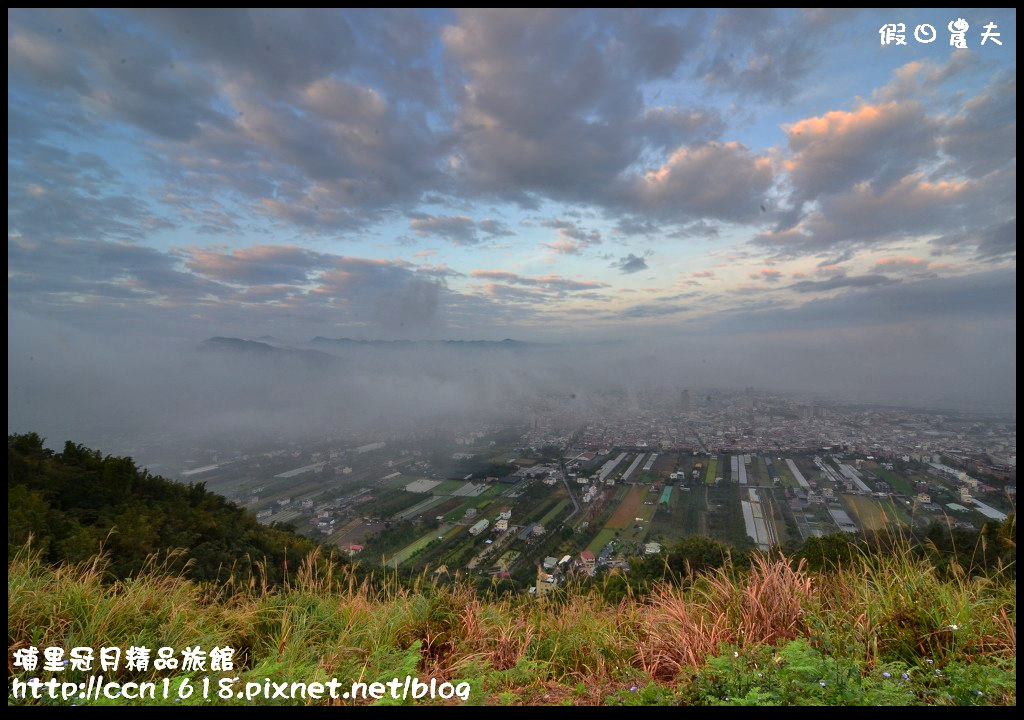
[8,542,1016,705]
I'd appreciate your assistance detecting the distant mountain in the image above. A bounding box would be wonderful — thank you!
[308,336,538,351]
[200,337,341,366]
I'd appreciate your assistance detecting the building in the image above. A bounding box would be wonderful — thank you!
[580,550,596,571]
[495,518,509,532]
[644,542,662,555]
[469,519,490,536]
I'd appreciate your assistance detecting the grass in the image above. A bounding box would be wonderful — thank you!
[842,495,892,533]
[8,537,1016,706]
[538,500,571,528]
[706,459,718,485]
[586,528,618,555]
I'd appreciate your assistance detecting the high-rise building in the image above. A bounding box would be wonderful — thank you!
[680,389,691,413]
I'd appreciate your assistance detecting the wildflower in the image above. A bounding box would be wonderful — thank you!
[926,658,933,664]
[883,672,891,678]
[902,673,909,680]
[949,624,959,631]
[935,670,942,676]
[733,651,739,658]
[819,681,826,687]
[977,691,983,696]
[757,673,763,678]
[630,686,637,692]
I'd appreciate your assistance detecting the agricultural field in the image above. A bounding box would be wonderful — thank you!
[607,485,651,529]
[647,484,706,545]
[538,499,571,527]
[586,527,618,555]
[869,466,916,496]
[841,494,893,533]
[430,479,469,495]
[385,528,445,568]
[705,458,718,484]
[774,459,799,488]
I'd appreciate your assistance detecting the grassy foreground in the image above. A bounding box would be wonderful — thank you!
[8,544,1015,706]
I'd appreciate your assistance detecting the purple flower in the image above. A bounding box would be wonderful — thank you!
[819,681,826,687]
[883,672,891,678]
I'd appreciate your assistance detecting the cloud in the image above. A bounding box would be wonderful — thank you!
[875,55,977,102]
[941,70,1016,178]
[620,303,689,318]
[974,219,1016,260]
[622,141,774,222]
[612,253,649,274]
[186,246,333,285]
[785,101,938,200]
[469,269,608,295]
[410,214,479,245]
[442,8,734,212]
[696,9,818,102]
[872,256,928,273]
[543,219,602,254]
[749,268,783,282]
[788,274,899,293]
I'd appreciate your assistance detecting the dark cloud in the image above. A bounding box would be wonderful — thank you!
[612,254,649,274]
[717,268,1014,333]
[478,219,513,237]
[696,9,818,102]
[469,270,608,295]
[621,303,689,318]
[443,8,731,212]
[941,70,1016,178]
[974,219,1016,261]
[410,214,479,245]
[542,219,602,254]
[788,274,899,293]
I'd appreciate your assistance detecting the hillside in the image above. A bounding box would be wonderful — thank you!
[7,433,344,586]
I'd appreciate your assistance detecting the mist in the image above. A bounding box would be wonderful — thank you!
[8,299,1015,461]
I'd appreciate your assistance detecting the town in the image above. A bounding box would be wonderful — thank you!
[157,388,1015,594]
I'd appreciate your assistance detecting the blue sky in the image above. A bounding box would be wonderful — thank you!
[7,8,1016,348]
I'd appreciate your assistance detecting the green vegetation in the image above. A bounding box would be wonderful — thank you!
[7,433,339,587]
[706,458,718,485]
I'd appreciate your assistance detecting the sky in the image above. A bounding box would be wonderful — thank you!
[6,9,1018,424]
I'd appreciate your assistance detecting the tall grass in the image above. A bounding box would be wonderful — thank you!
[8,536,1015,705]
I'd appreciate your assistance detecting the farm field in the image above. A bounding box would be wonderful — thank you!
[586,527,617,555]
[842,494,893,532]
[385,528,445,568]
[607,485,650,529]
[705,458,718,484]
